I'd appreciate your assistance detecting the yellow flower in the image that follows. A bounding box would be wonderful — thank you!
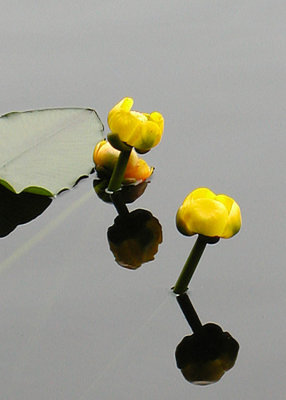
[107,97,164,152]
[176,188,241,238]
[93,140,153,183]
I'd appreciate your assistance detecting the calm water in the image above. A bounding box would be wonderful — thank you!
[1,1,286,399]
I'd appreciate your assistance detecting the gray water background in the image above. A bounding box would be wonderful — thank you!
[1,1,286,399]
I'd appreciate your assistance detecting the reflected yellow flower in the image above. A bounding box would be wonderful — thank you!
[93,140,153,183]
[176,188,241,238]
[107,97,164,152]
[107,209,162,269]
[176,323,239,385]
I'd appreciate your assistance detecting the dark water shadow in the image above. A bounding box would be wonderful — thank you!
[175,292,239,385]
[108,187,162,270]
[107,207,162,269]
[93,178,163,269]
[93,178,149,204]
[0,184,52,237]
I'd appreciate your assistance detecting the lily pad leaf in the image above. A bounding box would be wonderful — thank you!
[0,108,104,196]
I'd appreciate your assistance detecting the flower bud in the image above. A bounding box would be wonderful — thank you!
[176,188,241,238]
[93,140,153,183]
[107,97,164,152]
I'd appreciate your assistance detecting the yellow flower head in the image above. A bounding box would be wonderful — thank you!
[93,140,153,183]
[107,97,164,152]
[176,188,241,238]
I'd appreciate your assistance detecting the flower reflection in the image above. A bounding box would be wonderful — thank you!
[175,293,239,385]
[107,208,162,269]
[93,178,149,204]
[93,170,162,269]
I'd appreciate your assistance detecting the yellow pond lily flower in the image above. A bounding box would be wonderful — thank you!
[93,140,153,183]
[107,97,164,152]
[176,188,241,238]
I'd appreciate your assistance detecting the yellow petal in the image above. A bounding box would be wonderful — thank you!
[176,188,218,236]
[189,187,216,201]
[93,140,118,171]
[215,194,234,213]
[150,111,164,132]
[176,204,195,236]
[124,157,153,181]
[221,200,242,238]
[187,198,228,237]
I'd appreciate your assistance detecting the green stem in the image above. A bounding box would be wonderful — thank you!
[107,148,132,193]
[173,235,208,295]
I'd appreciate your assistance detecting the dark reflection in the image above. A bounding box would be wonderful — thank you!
[175,293,239,385]
[107,207,162,269]
[94,178,162,269]
[0,184,52,237]
[93,178,149,204]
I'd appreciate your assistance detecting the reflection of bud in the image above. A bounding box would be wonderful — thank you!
[175,323,239,385]
[107,209,162,269]
[93,179,149,204]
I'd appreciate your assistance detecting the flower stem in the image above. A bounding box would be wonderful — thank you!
[173,235,208,295]
[107,148,132,192]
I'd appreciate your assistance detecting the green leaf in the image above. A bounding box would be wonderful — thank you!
[0,108,104,196]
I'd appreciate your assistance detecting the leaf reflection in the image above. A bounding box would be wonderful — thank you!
[175,292,239,385]
[0,184,52,237]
